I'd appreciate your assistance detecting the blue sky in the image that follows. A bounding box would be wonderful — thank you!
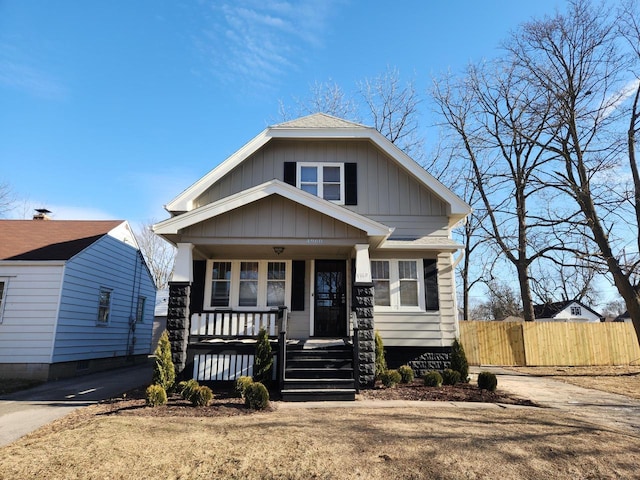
[0,0,564,225]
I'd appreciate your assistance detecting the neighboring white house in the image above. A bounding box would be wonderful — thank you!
[0,218,156,380]
[533,300,604,323]
[154,113,471,399]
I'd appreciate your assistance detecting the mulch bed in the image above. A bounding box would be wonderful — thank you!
[94,380,535,418]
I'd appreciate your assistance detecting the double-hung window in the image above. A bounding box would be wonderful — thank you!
[0,279,7,323]
[297,163,345,204]
[97,287,113,325]
[371,260,436,311]
[205,260,291,309]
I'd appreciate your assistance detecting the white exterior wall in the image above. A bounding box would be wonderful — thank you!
[53,235,156,363]
[0,263,64,364]
[538,302,601,323]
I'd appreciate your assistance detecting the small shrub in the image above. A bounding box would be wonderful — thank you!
[152,331,176,392]
[235,376,254,398]
[180,379,200,400]
[374,331,387,380]
[190,385,214,406]
[442,368,462,386]
[145,384,167,407]
[254,328,273,384]
[423,370,443,387]
[380,369,402,388]
[397,365,415,384]
[450,338,469,383]
[244,381,270,410]
[477,371,498,392]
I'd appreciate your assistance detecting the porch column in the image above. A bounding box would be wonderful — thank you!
[166,243,194,375]
[353,244,375,389]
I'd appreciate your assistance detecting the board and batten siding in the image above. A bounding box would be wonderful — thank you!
[192,140,450,238]
[182,195,368,241]
[53,235,156,363]
[0,264,64,363]
[374,253,458,347]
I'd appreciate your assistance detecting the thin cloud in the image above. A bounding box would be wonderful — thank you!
[0,43,66,99]
[195,0,342,94]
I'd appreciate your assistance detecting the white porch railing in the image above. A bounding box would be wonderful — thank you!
[189,310,280,340]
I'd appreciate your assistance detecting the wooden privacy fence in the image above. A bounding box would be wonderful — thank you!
[460,321,640,366]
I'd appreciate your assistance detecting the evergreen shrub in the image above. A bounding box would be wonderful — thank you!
[477,371,498,392]
[145,384,167,407]
[374,331,387,380]
[254,328,273,384]
[423,370,443,387]
[235,376,254,398]
[397,365,415,384]
[450,338,469,383]
[152,330,176,392]
[190,385,214,406]
[442,368,462,386]
[244,382,270,410]
[380,369,402,388]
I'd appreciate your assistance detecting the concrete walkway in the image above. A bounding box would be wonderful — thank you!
[476,366,640,434]
[0,362,153,447]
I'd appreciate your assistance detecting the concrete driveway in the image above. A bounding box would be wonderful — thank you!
[0,362,153,447]
[475,366,640,434]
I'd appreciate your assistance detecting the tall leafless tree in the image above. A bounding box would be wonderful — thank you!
[0,181,14,217]
[136,220,176,290]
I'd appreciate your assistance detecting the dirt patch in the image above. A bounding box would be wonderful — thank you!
[508,366,640,400]
[360,379,536,405]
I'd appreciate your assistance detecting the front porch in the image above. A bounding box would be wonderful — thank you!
[180,307,370,400]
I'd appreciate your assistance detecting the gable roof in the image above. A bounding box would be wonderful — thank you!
[154,179,394,245]
[0,220,125,261]
[164,113,471,225]
[533,300,603,320]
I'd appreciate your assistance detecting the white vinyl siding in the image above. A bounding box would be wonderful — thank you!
[0,265,64,363]
[52,235,156,363]
[204,260,291,310]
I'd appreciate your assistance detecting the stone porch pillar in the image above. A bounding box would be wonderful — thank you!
[353,244,375,388]
[167,243,194,375]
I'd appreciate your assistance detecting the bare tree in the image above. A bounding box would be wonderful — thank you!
[504,0,640,340]
[136,220,176,290]
[279,80,360,122]
[469,280,522,320]
[0,180,14,217]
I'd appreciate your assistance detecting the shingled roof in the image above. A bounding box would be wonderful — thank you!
[0,220,124,261]
[533,300,603,320]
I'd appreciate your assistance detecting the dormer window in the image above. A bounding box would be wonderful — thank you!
[297,163,345,203]
[570,306,582,316]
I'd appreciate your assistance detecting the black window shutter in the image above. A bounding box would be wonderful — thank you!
[345,162,357,205]
[291,260,305,311]
[190,260,207,313]
[423,259,439,311]
[284,162,296,186]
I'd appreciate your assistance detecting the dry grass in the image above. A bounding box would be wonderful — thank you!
[508,366,640,400]
[1,404,639,480]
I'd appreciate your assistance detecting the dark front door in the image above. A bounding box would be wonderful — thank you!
[314,260,347,337]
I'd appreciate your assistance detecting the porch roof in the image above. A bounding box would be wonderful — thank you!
[154,179,394,246]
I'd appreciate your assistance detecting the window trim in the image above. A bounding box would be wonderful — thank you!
[371,259,425,312]
[0,278,8,324]
[204,260,292,310]
[296,162,345,205]
[570,306,582,316]
[97,287,113,325]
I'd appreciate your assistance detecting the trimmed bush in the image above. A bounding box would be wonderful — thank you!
[244,381,270,410]
[235,376,254,398]
[397,365,415,384]
[450,338,469,383]
[190,385,214,406]
[145,384,167,407]
[152,330,176,392]
[441,368,462,386]
[477,371,498,392]
[254,328,273,384]
[374,331,387,380]
[180,379,200,401]
[380,369,402,388]
[423,370,443,387]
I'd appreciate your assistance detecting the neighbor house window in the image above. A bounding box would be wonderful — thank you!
[136,296,146,323]
[570,306,582,316]
[97,287,112,324]
[297,163,345,203]
[0,279,7,323]
[371,260,426,311]
[205,260,291,309]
